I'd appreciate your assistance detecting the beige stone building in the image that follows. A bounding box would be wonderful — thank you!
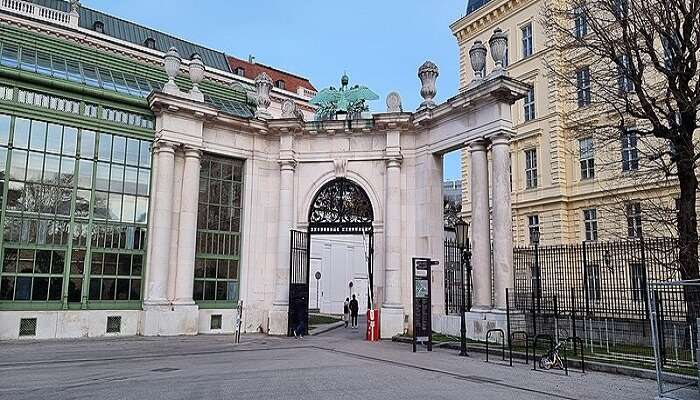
[451,0,681,247]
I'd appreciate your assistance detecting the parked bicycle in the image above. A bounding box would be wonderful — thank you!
[539,340,566,370]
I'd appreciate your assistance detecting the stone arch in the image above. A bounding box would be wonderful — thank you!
[300,171,383,228]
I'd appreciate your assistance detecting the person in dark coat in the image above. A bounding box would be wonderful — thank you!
[349,294,359,329]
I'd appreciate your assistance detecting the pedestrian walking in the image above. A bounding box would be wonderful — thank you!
[343,298,350,328]
[292,306,305,339]
[349,294,359,329]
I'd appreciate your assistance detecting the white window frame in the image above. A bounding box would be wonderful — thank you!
[576,67,591,107]
[574,6,587,38]
[618,55,634,93]
[579,137,595,179]
[524,87,536,122]
[525,149,538,189]
[583,208,598,241]
[621,132,639,171]
[626,202,642,238]
[528,214,540,244]
[521,23,533,59]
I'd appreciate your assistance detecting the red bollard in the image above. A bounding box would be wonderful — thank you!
[366,309,380,341]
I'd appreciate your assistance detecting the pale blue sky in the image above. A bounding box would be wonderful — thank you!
[87,0,466,180]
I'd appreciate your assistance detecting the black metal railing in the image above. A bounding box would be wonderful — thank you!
[444,238,471,315]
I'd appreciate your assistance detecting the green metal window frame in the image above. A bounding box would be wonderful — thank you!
[194,154,243,309]
[0,105,152,310]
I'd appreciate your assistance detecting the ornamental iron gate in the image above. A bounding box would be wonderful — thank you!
[288,230,310,336]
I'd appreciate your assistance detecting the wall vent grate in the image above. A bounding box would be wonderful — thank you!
[210,314,222,330]
[19,318,37,336]
[106,316,122,333]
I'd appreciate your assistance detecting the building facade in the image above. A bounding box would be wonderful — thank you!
[451,0,683,247]
[0,0,528,341]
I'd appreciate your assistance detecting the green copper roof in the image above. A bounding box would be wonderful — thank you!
[28,0,231,72]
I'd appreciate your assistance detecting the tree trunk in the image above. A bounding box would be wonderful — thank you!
[676,137,700,339]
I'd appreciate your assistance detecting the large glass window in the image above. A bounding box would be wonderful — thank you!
[583,208,598,241]
[626,202,642,238]
[0,114,151,307]
[194,154,243,305]
[579,137,595,179]
[621,132,639,171]
[528,215,540,245]
[576,67,591,107]
[524,87,536,122]
[521,23,533,58]
[525,149,538,189]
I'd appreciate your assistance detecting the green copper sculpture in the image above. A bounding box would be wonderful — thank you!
[310,73,379,120]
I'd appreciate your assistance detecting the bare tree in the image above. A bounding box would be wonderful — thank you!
[543,0,700,288]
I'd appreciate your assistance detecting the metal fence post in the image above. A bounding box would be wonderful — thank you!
[582,241,590,317]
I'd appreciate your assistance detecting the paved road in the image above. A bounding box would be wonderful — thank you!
[0,322,681,400]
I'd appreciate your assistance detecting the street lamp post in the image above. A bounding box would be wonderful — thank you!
[531,229,541,313]
[455,217,471,357]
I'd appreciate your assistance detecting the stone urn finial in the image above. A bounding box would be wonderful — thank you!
[469,40,487,83]
[418,61,439,109]
[163,47,181,94]
[255,72,273,119]
[489,28,508,75]
[188,54,205,101]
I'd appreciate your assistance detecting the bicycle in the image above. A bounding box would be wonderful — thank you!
[539,339,566,370]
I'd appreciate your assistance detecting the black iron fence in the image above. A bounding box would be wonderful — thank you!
[444,238,471,315]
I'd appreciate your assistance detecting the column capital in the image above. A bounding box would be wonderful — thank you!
[386,157,402,168]
[467,138,489,153]
[279,159,297,171]
[153,140,178,154]
[182,146,202,159]
[486,130,514,146]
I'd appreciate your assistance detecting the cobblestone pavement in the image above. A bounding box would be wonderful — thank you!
[0,322,681,400]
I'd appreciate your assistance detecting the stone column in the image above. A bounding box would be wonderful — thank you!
[381,142,404,339]
[143,140,176,306]
[491,133,513,310]
[167,150,185,302]
[268,158,296,335]
[174,147,202,305]
[469,140,492,311]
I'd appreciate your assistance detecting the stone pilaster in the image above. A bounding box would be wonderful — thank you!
[490,133,514,310]
[381,156,404,338]
[174,147,202,306]
[268,156,297,335]
[469,139,492,311]
[143,140,177,306]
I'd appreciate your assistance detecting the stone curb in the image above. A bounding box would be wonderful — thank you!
[392,336,696,385]
[309,321,345,336]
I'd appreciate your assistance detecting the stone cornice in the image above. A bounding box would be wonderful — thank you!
[450,0,537,42]
[413,75,530,127]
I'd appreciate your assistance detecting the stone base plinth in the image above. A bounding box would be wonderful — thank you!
[141,304,199,336]
[380,306,404,339]
[465,309,524,342]
[267,305,288,336]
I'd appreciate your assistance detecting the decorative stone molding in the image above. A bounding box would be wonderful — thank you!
[188,54,205,102]
[418,61,439,109]
[386,92,403,113]
[153,139,178,154]
[280,99,303,120]
[386,157,402,169]
[279,159,297,171]
[255,72,273,120]
[488,28,507,77]
[334,158,348,177]
[163,47,182,95]
[469,41,487,84]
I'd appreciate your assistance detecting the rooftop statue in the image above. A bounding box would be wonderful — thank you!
[310,73,379,120]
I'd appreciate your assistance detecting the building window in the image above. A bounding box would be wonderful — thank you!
[621,132,639,171]
[194,154,243,305]
[524,87,536,122]
[503,41,509,67]
[579,137,594,179]
[274,80,285,90]
[521,23,533,58]
[626,202,642,238]
[585,264,602,301]
[576,67,591,107]
[234,67,245,77]
[618,55,634,93]
[143,38,156,50]
[574,7,587,38]
[662,38,674,68]
[0,114,151,304]
[583,209,598,241]
[525,149,538,189]
[528,215,540,245]
[613,0,628,18]
[93,21,104,33]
